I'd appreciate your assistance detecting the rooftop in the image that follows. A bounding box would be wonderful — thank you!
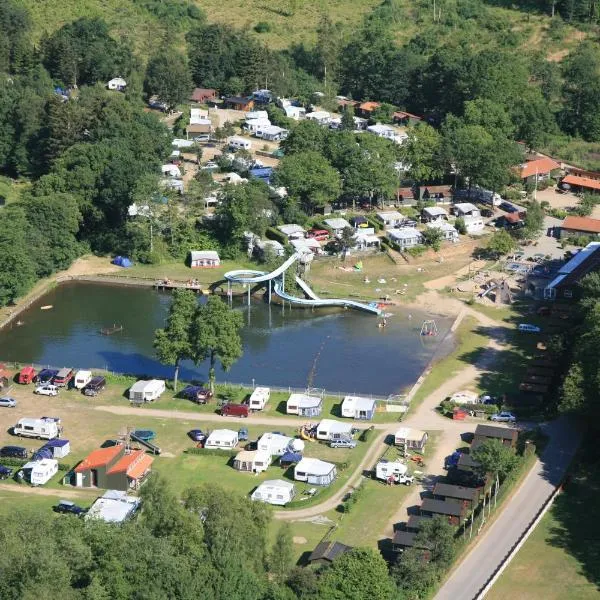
[395,427,427,441]
[324,218,352,230]
[433,482,479,501]
[342,395,376,410]
[423,206,448,216]
[474,424,518,440]
[309,541,353,563]
[454,202,479,213]
[85,490,140,523]
[562,215,600,234]
[520,157,561,179]
[288,393,321,408]
[74,445,122,473]
[295,457,336,475]
[420,498,465,517]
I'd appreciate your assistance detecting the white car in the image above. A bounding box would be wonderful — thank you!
[34,385,59,397]
[0,397,17,408]
[518,323,541,333]
[490,411,516,423]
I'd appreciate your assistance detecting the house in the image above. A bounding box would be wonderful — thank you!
[316,419,353,441]
[107,77,126,91]
[233,450,271,473]
[128,380,166,403]
[205,429,239,450]
[392,531,431,552]
[420,185,453,203]
[324,217,352,237]
[560,216,600,239]
[420,498,465,525]
[190,88,218,103]
[377,211,404,229]
[286,393,323,417]
[257,432,294,457]
[473,424,518,448]
[251,479,296,506]
[341,395,376,420]
[545,242,600,300]
[244,117,271,133]
[387,228,423,250]
[308,541,353,565]
[394,428,428,451]
[422,206,448,223]
[357,101,381,118]
[355,229,381,250]
[392,110,423,126]
[85,489,141,523]
[520,157,561,183]
[463,216,485,234]
[294,457,337,486]
[224,96,255,111]
[305,111,331,125]
[189,250,220,268]
[561,173,600,194]
[248,386,270,411]
[74,444,154,490]
[433,482,480,510]
[161,164,181,178]
[427,221,459,242]
[453,203,480,218]
[284,105,306,120]
[406,515,431,532]
[255,125,289,141]
[397,187,416,204]
[277,224,305,240]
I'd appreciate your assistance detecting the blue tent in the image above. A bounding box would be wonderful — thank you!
[112,256,133,268]
[280,452,302,466]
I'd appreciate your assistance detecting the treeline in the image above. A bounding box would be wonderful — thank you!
[0,475,456,600]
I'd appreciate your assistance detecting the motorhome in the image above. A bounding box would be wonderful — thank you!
[13,418,60,440]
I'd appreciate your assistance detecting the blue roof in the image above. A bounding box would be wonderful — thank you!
[280,452,302,463]
[44,439,69,447]
[249,168,273,177]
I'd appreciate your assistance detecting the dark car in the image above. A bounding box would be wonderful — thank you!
[0,465,13,480]
[0,445,28,459]
[83,376,106,397]
[238,427,249,441]
[188,429,207,443]
[180,385,213,404]
[55,500,85,516]
[36,369,59,384]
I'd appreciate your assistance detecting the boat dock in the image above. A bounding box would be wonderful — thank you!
[154,279,209,294]
[100,324,123,335]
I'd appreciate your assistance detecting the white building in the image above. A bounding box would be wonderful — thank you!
[355,229,381,250]
[426,221,459,241]
[324,218,352,237]
[107,77,126,91]
[86,490,141,523]
[316,419,353,441]
[294,458,337,486]
[248,387,271,411]
[305,111,331,125]
[286,393,323,417]
[422,206,448,222]
[251,479,296,506]
[128,380,166,403]
[233,450,271,473]
[387,228,423,250]
[463,216,485,234]
[341,396,377,420]
[161,164,181,178]
[278,224,305,240]
[205,429,239,450]
[453,203,481,218]
[284,105,306,120]
[376,211,404,229]
[257,433,293,457]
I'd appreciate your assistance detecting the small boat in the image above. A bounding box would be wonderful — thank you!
[40,305,53,310]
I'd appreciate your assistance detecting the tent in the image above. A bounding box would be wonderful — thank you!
[112,256,133,268]
[280,452,302,467]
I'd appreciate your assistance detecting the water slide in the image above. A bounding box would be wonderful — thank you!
[224,251,381,315]
[130,433,162,455]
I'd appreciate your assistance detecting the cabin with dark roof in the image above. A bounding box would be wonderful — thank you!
[545,242,600,301]
[473,424,518,448]
[308,541,353,565]
[420,498,466,525]
[433,482,480,510]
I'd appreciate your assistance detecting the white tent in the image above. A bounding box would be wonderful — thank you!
[316,419,353,441]
[251,479,296,506]
[294,458,336,486]
[233,450,271,473]
[257,433,293,456]
[205,429,239,449]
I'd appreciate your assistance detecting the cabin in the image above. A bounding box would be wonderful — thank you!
[463,215,485,234]
[473,424,518,448]
[426,221,459,242]
[190,88,218,103]
[422,206,449,223]
[251,479,296,506]
[308,541,353,565]
[457,452,480,473]
[286,393,323,417]
[420,498,465,525]
[294,458,337,486]
[248,387,270,411]
[233,450,271,473]
[205,429,239,450]
[420,185,453,203]
[224,96,254,111]
[189,250,220,268]
[453,203,480,218]
[74,444,154,491]
[392,110,423,126]
[316,419,353,441]
[387,228,423,250]
[561,173,600,194]
[520,157,561,184]
[324,218,352,237]
[305,111,331,125]
[128,380,166,403]
[433,482,480,510]
[107,77,126,91]
[406,515,431,532]
[257,432,294,457]
[394,428,428,452]
[544,242,600,300]
[376,211,404,229]
[85,490,141,523]
[397,187,416,204]
[357,101,381,118]
[560,216,600,239]
[341,396,376,420]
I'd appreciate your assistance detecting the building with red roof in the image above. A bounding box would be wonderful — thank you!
[520,157,561,182]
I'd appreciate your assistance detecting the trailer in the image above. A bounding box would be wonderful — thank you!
[249,387,270,411]
[73,370,93,389]
[21,459,58,485]
[375,460,414,485]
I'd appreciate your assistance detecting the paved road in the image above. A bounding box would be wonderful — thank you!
[435,417,581,600]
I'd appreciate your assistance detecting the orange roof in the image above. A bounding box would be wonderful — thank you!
[359,101,380,112]
[126,454,154,481]
[562,215,600,234]
[74,445,123,473]
[107,449,154,479]
[520,157,561,179]
[562,174,600,192]
[393,110,423,121]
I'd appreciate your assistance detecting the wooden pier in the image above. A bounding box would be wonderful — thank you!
[154,280,209,294]
[100,324,123,335]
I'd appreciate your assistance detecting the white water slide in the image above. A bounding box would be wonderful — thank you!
[224,251,381,315]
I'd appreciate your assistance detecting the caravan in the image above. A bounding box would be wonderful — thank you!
[13,418,60,440]
[21,459,59,485]
[375,460,413,485]
[228,137,252,151]
[128,380,166,403]
[249,387,270,411]
[74,370,92,389]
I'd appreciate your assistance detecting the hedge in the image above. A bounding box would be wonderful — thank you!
[265,227,288,245]
[1,458,72,471]
[185,447,238,458]
[366,216,381,232]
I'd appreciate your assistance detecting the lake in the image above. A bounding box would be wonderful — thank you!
[0,282,455,395]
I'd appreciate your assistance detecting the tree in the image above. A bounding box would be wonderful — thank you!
[340,104,355,131]
[400,122,444,185]
[269,523,293,582]
[454,217,467,235]
[559,362,585,413]
[316,548,395,600]
[280,120,329,155]
[487,230,517,258]
[392,547,440,599]
[154,289,197,391]
[472,438,519,479]
[274,151,341,214]
[145,50,193,111]
[191,296,243,393]
[523,199,545,239]
[421,227,443,252]
[414,516,455,568]
[339,226,357,261]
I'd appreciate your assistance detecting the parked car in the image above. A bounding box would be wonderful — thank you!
[18,366,36,384]
[201,161,219,171]
[83,376,106,396]
[329,439,357,449]
[53,368,74,387]
[54,500,86,516]
[490,411,516,423]
[518,323,541,333]
[188,429,207,443]
[34,384,59,396]
[0,465,13,480]
[307,229,330,241]
[238,427,249,441]
[0,445,28,459]
[0,396,17,408]
[479,394,498,405]
[35,369,58,384]
[221,403,249,418]
[180,385,213,404]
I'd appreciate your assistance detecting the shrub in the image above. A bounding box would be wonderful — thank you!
[185,447,238,457]
[454,217,467,235]
[254,21,272,33]
[266,227,287,245]
[406,245,427,258]
[359,426,374,442]
[339,484,363,513]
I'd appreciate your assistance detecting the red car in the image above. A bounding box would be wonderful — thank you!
[18,366,36,384]
[221,403,249,418]
[307,229,329,242]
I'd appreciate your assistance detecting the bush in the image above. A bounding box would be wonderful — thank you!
[254,21,271,33]
[365,216,381,232]
[185,447,238,457]
[266,227,287,245]
[359,426,374,442]
[454,217,467,235]
[339,484,363,513]
[406,245,427,258]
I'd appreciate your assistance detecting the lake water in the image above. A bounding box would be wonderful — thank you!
[0,282,455,396]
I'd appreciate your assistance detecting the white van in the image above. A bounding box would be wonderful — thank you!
[228,137,252,151]
[518,323,541,333]
[74,370,92,389]
[14,418,60,440]
[22,459,58,485]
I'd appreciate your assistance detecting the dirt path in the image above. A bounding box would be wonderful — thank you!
[0,483,97,500]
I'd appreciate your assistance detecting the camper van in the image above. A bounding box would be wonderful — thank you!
[83,376,106,396]
[21,459,58,486]
[53,368,74,387]
[221,403,249,418]
[375,460,414,485]
[13,418,60,440]
[74,370,92,389]
[228,137,252,151]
